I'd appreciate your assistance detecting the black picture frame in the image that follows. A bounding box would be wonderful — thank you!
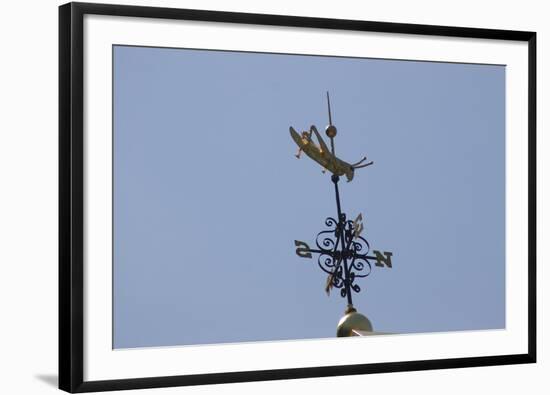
[59,2,537,393]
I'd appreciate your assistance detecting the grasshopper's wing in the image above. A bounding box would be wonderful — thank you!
[289,127,306,149]
[311,125,330,154]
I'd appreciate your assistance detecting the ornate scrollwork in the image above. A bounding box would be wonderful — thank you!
[351,257,371,277]
[315,217,338,252]
[326,265,345,290]
[309,213,373,300]
[317,253,337,275]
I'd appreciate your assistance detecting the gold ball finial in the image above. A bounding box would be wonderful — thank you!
[325,125,337,138]
[336,305,373,337]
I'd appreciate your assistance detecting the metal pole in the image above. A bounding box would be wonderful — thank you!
[342,257,353,306]
[331,174,353,306]
[332,174,342,219]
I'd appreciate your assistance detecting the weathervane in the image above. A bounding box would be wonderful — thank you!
[290,92,393,336]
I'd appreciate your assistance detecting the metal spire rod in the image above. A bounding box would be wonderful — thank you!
[327,91,333,126]
[326,91,336,155]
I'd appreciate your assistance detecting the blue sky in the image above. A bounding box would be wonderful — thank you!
[113,45,505,348]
